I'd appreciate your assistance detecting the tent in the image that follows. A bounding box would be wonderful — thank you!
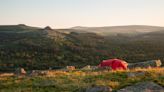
[98,59,128,70]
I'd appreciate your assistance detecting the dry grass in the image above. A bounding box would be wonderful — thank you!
[0,73,14,77]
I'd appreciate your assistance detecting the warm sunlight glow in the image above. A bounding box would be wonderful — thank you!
[0,0,164,28]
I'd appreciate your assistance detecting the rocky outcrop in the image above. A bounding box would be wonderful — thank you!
[117,82,164,92]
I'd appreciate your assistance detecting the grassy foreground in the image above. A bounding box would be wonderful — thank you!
[0,68,164,92]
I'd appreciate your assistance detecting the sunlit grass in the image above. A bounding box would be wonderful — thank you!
[0,67,163,92]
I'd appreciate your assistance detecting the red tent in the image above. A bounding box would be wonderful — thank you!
[98,59,128,70]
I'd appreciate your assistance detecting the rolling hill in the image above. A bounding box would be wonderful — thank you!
[59,25,164,36]
[0,24,164,71]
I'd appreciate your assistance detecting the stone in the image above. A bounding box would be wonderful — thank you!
[117,82,164,92]
[128,60,162,69]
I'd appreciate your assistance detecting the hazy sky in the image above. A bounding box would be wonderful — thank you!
[0,0,164,28]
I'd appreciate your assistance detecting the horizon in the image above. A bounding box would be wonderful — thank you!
[0,0,164,28]
[1,24,164,29]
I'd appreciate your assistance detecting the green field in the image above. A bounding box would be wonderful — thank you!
[0,68,163,92]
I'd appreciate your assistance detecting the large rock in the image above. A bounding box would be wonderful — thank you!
[128,60,162,69]
[117,82,164,92]
[86,86,112,92]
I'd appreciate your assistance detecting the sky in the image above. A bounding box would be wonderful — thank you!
[0,0,164,28]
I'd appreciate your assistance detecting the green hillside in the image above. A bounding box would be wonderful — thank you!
[0,25,164,71]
